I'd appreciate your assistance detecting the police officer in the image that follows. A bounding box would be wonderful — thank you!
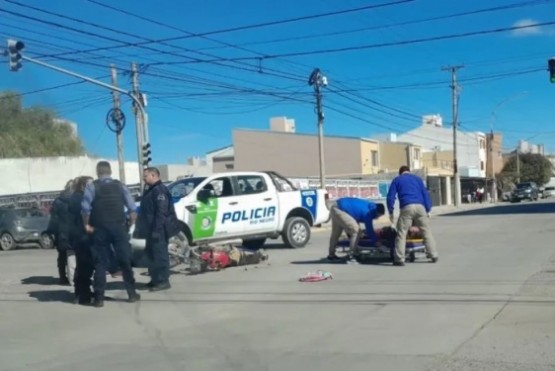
[69,176,94,305]
[81,161,140,307]
[139,167,180,292]
[47,179,74,285]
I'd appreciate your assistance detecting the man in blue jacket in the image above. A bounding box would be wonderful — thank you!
[327,197,385,262]
[387,166,438,266]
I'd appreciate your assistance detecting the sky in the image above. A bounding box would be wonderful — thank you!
[2,0,555,165]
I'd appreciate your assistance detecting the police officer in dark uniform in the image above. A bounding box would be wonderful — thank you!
[139,167,180,292]
[69,176,94,305]
[81,161,140,307]
[47,179,74,285]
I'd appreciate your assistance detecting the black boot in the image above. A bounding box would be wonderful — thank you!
[58,266,70,285]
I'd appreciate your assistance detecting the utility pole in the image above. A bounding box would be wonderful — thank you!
[489,130,496,203]
[516,149,520,183]
[443,65,464,206]
[131,62,146,191]
[308,68,328,189]
[110,64,126,184]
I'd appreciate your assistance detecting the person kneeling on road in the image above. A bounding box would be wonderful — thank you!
[327,197,385,262]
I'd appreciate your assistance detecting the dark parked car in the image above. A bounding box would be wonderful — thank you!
[0,208,53,250]
[510,182,539,203]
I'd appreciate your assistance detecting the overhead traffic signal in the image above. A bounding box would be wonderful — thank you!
[7,39,24,72]
[142,142,151,167]
[548,58,555,83]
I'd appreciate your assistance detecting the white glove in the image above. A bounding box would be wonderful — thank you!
[427,213,431,218]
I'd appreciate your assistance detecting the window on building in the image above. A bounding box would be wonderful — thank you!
[225,164,234,170]
[480,161,485,171]
[413,148,421,159]
[371,150,379,167]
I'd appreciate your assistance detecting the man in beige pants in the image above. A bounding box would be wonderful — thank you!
[327,197,385,263]
[386,166,438,266]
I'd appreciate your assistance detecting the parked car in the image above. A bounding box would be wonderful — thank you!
[0,208,53,250]
[543,186,555,198]
[510,182,539,203]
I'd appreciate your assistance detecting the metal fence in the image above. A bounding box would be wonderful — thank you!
[0,172,411,211]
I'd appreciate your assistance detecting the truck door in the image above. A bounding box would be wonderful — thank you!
[188,176,244,241]
[234,174,279,234]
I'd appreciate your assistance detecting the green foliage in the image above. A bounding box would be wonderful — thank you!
[0,91,84,158]
[500,152,553,186]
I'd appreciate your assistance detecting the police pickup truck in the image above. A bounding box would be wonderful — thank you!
[134,171,330,250]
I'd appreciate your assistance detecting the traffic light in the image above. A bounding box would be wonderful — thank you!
[141,142,151,167]
[548,58,555,83]
[6,39,24,72]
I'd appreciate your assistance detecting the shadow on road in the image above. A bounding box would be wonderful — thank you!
[27,289,74,303]
[21,276,61,285]
[441,201,555,217]
[290,257,432,266]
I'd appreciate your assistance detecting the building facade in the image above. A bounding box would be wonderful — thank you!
[396,114,487,178]
[378,141,423,173]
[232,128,381,178]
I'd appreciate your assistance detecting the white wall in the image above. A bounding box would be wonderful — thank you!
[397,124,486,178]
[0,156,141,196]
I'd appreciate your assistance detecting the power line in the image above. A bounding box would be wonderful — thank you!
[153,20,555,63]
[194,0,555,52]
[1,0,310,83]
[27,0,416,58]
[85,0,313,75]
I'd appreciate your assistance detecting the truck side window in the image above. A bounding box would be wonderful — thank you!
[237,175,267,195]
[203,177,234,198]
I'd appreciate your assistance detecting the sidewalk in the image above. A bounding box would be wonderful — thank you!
[312,201,501,232]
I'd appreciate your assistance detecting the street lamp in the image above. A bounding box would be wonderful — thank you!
[489,91,528,202]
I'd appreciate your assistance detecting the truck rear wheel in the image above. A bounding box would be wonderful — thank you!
[282,217,311,249]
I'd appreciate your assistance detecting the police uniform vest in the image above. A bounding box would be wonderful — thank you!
[90,179,126,227]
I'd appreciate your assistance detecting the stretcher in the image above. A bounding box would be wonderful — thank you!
[336,226,427,263]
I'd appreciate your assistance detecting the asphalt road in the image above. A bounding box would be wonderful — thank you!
[1,200,555,371]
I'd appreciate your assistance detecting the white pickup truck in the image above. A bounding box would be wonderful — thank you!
[134,171,330,250]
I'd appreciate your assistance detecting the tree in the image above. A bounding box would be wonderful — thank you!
[500,152,553,186]
[0,91,84,158]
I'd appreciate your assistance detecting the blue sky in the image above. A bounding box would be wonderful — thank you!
[2,0,555,164]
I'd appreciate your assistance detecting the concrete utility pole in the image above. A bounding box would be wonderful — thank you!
[443,65,464,206]
[488,130,496,202]
[516,148,521,183]
[131,62,146,191]
[110,64,126,184]
[308,68,328,189]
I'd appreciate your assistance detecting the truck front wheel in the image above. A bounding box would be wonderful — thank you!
[282,217,311,249]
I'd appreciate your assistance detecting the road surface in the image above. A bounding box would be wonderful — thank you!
[1,200,554,371]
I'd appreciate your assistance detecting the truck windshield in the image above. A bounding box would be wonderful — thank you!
[168,177,207,199]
